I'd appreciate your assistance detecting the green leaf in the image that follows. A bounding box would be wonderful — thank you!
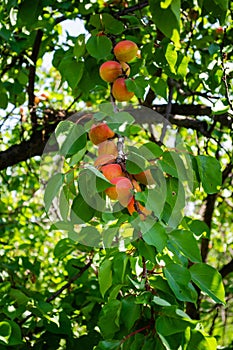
[58,59,84,89]
[73,34,86,59]
[149,0,180,47]
[0,321,22,346]
[97,340,121,350]
[126,77,148,99]
[55,121,87,157]
[164,262,198,303]
[187,219,210,238]
[71,194,95,223]
[168,230,202,262]
[99,259,113,297]
[0,321,11,344]
[108,111,135,129]
[18,0,41,27]
[72,226,101,246]
[188,329,217,350]
[112,252,129,284]
[158,151,187,179]
[125,152,147,174]
[138,142,163,159]
[165,44,177,74]
[54,238,75,259]
[9,289,30,306]
[150,77,167,99]
[103,14,124,34]
[121,296,141,330]
[134,239,156,263]
[177,55,189,78]
[196,155,222,194]
[208,43,220,55]
[86,35,112,59]
[59,185,70,221]
[156,308,194,336]
[0,91,8,109]
[141,221,168,253]
[78,167,109,213]
[44,173,64,212]
[166,177,185,210]
[190,263,225,304]
[98,300,121,339]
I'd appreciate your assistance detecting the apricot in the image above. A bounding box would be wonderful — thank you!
[101,164,123,181]
[114,40,138,62]
[99,61,123,82]
[105,176,133,206]
[112,78,134,102]
[99,61,130,82]
[94,154,116,168]
[89,122,115,145]
[98,140,118,157]
[127,197,151,220]
[215,26,224,36]
[134,169,155,185]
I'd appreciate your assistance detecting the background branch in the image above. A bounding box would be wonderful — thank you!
[46,257,93,302]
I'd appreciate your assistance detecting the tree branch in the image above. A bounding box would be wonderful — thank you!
[116,0,149,17]
[46,257,93,302]
[0,104,232,172]
[219,259,233,278]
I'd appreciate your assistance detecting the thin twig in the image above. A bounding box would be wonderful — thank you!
[120,324,151,344]
[46,256,93,302]
[116,0,149,17]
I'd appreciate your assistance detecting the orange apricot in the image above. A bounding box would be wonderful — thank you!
[114,40,138,62]
[89,122,115,145]
[112,78,134,102]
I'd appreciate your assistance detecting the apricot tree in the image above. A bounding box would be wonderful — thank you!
[0,0,233,349]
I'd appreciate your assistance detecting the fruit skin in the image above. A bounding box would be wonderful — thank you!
[94,154,116,168]
[99,61,123,82]
[134,169,155,185]
[89,123,115,145]
[98,140,118,157]
[127,197,151,220]
[101,164,123,181]
[114,40,138,62]
[215,26,224,36]
[99,61,130,82]
[112,78,134,102]
[105,176,133,206]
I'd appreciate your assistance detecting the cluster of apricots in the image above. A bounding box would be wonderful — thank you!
[89,122,153,220]
[99,40,139,102]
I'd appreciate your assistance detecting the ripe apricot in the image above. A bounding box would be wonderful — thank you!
[89,122,115,145]
[112,78,134,102]
[114,40,138,62]
[99,61,123,82]
[94,154,116,168]
[98,140,118,157]
[105,176,133,206]
[101,164,123,181]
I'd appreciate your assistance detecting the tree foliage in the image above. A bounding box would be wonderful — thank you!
[0,0,233,349]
